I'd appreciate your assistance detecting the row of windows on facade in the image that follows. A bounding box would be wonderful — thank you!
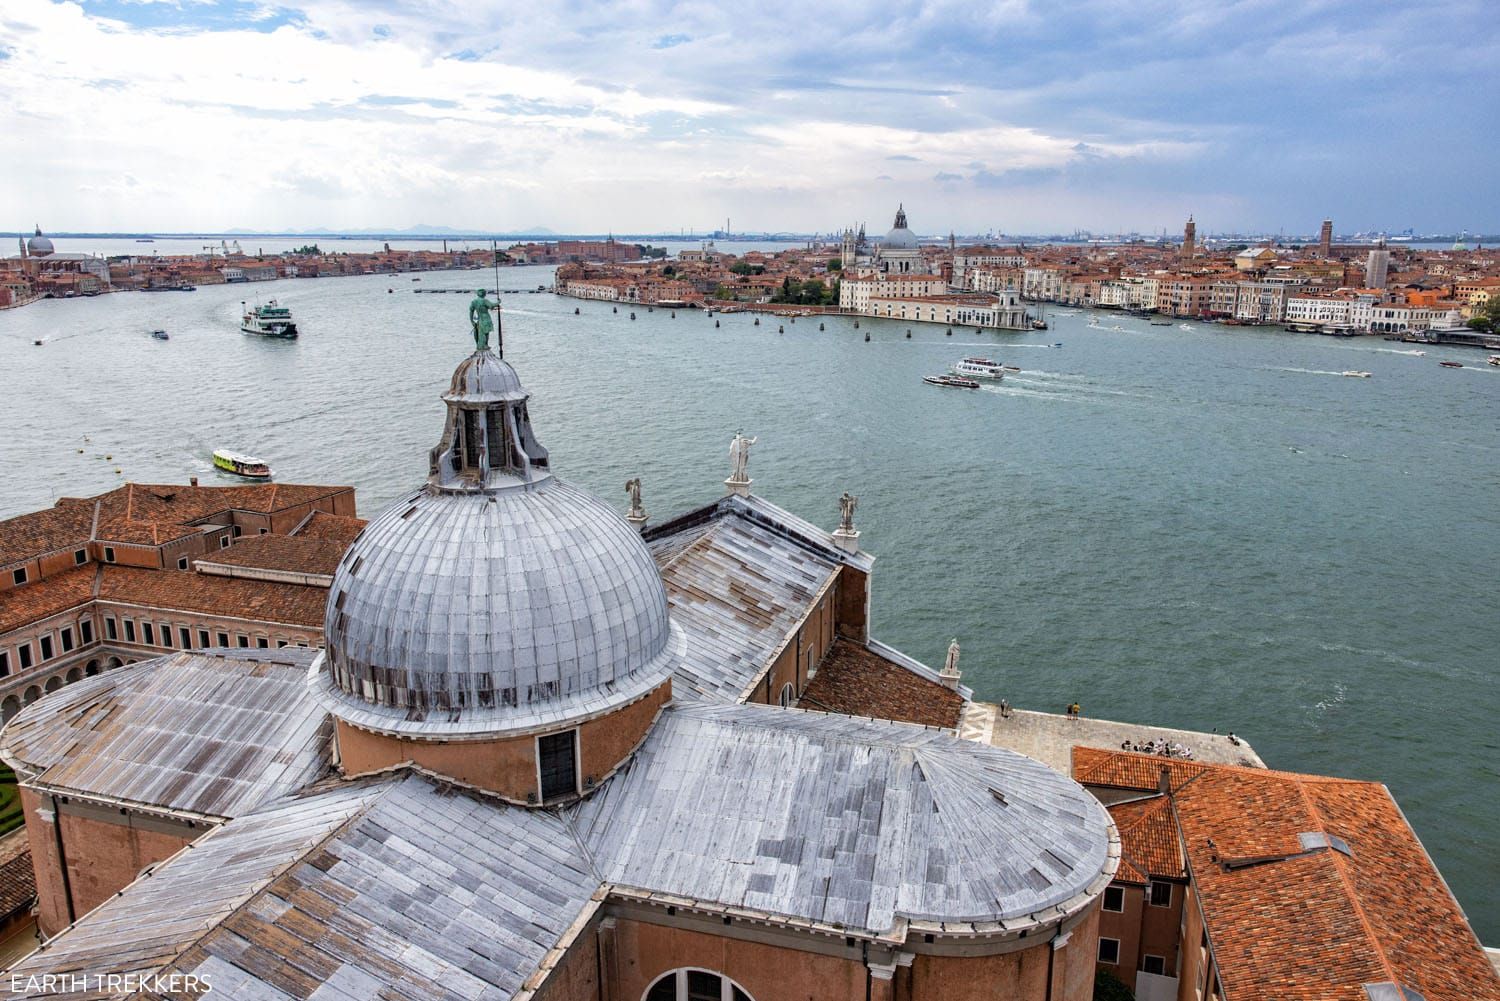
[0,614,312,678]
[6,530,249,589]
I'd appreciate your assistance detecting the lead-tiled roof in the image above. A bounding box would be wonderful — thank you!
[1,650,330,819]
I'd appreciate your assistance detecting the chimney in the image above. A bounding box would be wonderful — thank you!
[189,476,198,487]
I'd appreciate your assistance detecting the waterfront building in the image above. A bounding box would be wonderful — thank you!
[838,272,948,313]
[1075,748,1500,1000]
[866,290,1028,329]
[1,330,1119,1000]
[0,482,359,719]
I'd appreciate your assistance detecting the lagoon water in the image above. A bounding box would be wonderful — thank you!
[1,265,1497,939]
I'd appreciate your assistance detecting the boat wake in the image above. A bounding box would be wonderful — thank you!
[1263,366,1347,377]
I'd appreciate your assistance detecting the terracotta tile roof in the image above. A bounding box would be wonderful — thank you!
[800,639,963,729]
[0,564,96,633]
[97,566,325,628]
[2,483,352,569]
[1107,795,1185,884]
[194,534,348,578]
[1072,745,1209,793]
[1079,750,1500,1000]
[0,829,35,920]
[0,503,94,568]
[291,510,367,546]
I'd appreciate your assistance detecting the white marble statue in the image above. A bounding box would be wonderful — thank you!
[728,431,758,483]
[838,491,858,533]
[624,477,645,520]
[943,638,961,676]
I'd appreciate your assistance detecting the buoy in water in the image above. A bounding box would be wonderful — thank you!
[864,332,871,342]
[754,318,760,326]
[77,448,83,454]
[33,340,43,346]
[944,328,950,336]
[613,306,618,313]
[853,320,860,328]
[105,455,113,460]
[905,330,911,339]
[671,311,676,318]
[574,307,580,315]
[630,312,636,320]
[388,289,393,293]
[715,320,720,328]
[778,325,784,333]
[819,323,824,331]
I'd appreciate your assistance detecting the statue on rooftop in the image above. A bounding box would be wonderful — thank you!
[728,430,758,484]
[468,289,499,352]
[942,638,961,679]
[625,477,645,520]
[838,491,858,533]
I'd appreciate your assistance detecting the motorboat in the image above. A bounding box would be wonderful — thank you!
[1440,361,1463,368]
[213,449,272,479]
[1488,355,1500,367]
[951,357,1005,380]
[1341,370,1371,378]
[923,374,980,389]
[241,300,299,338]
[1179,323,1193,331]
[150,329,169,340]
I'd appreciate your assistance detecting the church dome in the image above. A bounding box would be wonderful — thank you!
[317,344,677,738]
[882,204,919,250]
[26,226,53,258]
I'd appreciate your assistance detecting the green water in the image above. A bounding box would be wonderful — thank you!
[2,266,1496,940]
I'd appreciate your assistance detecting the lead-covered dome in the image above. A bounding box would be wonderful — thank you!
[883,204,918,249]
[316,345,678,737]
[26,226,54,258]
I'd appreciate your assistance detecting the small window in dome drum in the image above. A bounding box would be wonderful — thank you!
[538,730,577,802]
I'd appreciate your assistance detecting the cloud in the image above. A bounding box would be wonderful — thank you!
[0,0,1493,232]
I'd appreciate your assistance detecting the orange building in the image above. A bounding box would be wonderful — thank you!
[1073,748,1500,1000]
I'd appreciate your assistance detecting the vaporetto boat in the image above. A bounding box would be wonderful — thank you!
[240,300,299,339]
[950,357,1006,380]
[213,449,272,479]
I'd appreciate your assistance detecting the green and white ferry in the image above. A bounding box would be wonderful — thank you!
[240,300,299,338]
[213,449,272,480]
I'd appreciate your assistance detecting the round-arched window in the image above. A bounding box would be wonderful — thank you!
[643,968,754,1001]
[778,682,794,708]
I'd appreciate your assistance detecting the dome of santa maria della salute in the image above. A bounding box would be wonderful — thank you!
[316,323,678,738]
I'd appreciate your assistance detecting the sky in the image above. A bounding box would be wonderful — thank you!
[1,0,1495,236]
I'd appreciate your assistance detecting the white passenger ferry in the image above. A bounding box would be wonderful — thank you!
[240,300,299,339]
[950,357,1006,380]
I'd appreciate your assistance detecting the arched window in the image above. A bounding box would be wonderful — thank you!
[778,683,794,708]
[643,970,753,1001]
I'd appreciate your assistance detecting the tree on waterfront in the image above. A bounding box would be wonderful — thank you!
[770,278,837,306]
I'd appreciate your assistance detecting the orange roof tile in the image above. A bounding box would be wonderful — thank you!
[0,565,96,633]
[1107,795,1185,883]
[1079,750,1500,1000]
[96,566,325,628]
[799,640,963,729]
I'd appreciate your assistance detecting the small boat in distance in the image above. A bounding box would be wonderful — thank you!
[150,329,169,340]
[213,449,272,480]
[141,283,196,292]
[951,357,1006,380]
[240,300,298,338]
[1488,354,1500,367]
[923,374,981,390]
[1341,370,1371,378]
[1440,361,1463,368]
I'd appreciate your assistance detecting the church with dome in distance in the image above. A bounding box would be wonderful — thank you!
[0,305,1123,1001]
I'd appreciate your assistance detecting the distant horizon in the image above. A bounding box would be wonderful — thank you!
[7,227,1493,245]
